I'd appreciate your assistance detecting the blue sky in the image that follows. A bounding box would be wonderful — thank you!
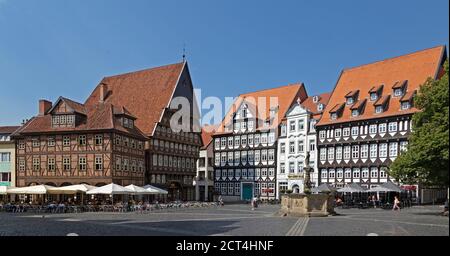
[0,0,448,126]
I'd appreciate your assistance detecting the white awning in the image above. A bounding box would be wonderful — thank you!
[7,185,57,195]
[125,184,157,195]
[52,184,97,194]
[0,186,10,195]
[143,184,168,195]
[86,183,133,195]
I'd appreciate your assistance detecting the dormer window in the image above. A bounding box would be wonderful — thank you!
[375,106,384,114]
[346,97,354,105]
[401,101,410,110]
[317,104,324,112]
[313,96,319,103]
[351,110,359,117]
[345,90,359,105]
[370,93,378,101]
[122,118,134,129]
[392,80,407,97]
[394,88,404,97]
[331,113,338,120]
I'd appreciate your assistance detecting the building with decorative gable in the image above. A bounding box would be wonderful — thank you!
[212,84,308,201]
[276,93,330,198]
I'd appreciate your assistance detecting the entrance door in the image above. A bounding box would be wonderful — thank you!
[242,183,253,201]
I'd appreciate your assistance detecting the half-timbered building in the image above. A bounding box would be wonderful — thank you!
[12,97,147,187]
[84,62,202,201]
[315,46,447,189]
[212,84,308,201]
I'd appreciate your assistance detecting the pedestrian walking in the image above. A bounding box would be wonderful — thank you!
[393,196,401,211]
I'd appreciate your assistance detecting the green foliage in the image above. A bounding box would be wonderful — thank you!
[390,60,449,187]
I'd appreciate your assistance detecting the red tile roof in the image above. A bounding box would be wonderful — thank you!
[215,83,308,133]
[299,92,331,118]
[200,124,219,149]
[85,62,185,136]
[317,46,447,126]
[0,126,20,134]
[13,101,146,139]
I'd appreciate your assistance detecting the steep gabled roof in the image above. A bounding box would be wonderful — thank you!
[0,126,20,135]
[12,100,146,139]
[215,83,308,133]
[48,97,87,115]
[317,45,447,126]
[85,62,186,135]
[200,124,219,149]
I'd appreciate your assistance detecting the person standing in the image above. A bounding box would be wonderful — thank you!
[393,196,401,211]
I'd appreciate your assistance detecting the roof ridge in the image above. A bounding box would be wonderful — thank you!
[238,83,304,97]
[342,45,445,73]
[103,62,185,80]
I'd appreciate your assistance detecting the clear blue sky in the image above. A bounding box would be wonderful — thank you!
[0,0,448,126]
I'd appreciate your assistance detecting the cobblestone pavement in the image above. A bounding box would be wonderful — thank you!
[0,204,448,236]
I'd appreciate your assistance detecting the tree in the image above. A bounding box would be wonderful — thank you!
[390,60,449,188]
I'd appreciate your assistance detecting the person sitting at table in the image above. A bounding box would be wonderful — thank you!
[335,197,343,206]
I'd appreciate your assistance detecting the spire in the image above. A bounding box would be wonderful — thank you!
[182,43,186,62]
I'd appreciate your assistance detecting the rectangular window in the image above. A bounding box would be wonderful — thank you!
[95,156,103,170]
[320,148,327,161]
[289,163,295,174]
[337,169,343,178]
[234,137,240,148]
[389,142,398,157]
[63,136,70,146]
[370,93,378,101]
[95,135,103,145]
[79,157,87,171]
[394,88,403,97]
[228,137,233,148]
[47,137,56,147]
[343,128,350,137]
[280,143,286,154]
[261,150,267,161]
[32,139,40,147]
[388,122,398,132]
[290,121,296,132]
[321,170,328,179]
[78,135,86,146]
[375,105,384,114]
[328,147,334,161]
[400,141,408,153]
[289,142,295,154]
[48,158,55,171]
[298,119,304,131]
[379,123,387,133]
[63,157,71,171]
[369,124,377,134]
[241,135,247,147]
[298,140,304,153]
[335,129,341,138]
[362,168,369,178]
[361,144,369,158]
[343,146,351,160]
[352,145,359,159]
[353,168,360,178]
[371,168,378,178]
[335,147,342,160]
[370,144,378,158]
[379,143,388,158]
[33,158,40,171]
[309,140,316,152]
[351,127,359,136]
[319,131,326,140]
[280,163,285,174]
[268,149,275,161]
[345,169,352,179]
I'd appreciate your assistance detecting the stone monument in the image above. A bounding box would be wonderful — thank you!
[279,151,335,217]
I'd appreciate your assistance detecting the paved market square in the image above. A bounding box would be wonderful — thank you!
[0,204,448,236]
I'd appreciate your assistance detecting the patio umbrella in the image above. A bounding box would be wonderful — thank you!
[0,186,9,195]
[312,183,338,193]
[86,183,133,195]
[337,183,366,193]
[52,184,97,194]
[125,185,156,195]
[368,181,405,193]
[143,184,168,195]
[7,185,57,195]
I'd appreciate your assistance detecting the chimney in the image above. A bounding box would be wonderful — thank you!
[99,83,108,103]
[39,100,52,116]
